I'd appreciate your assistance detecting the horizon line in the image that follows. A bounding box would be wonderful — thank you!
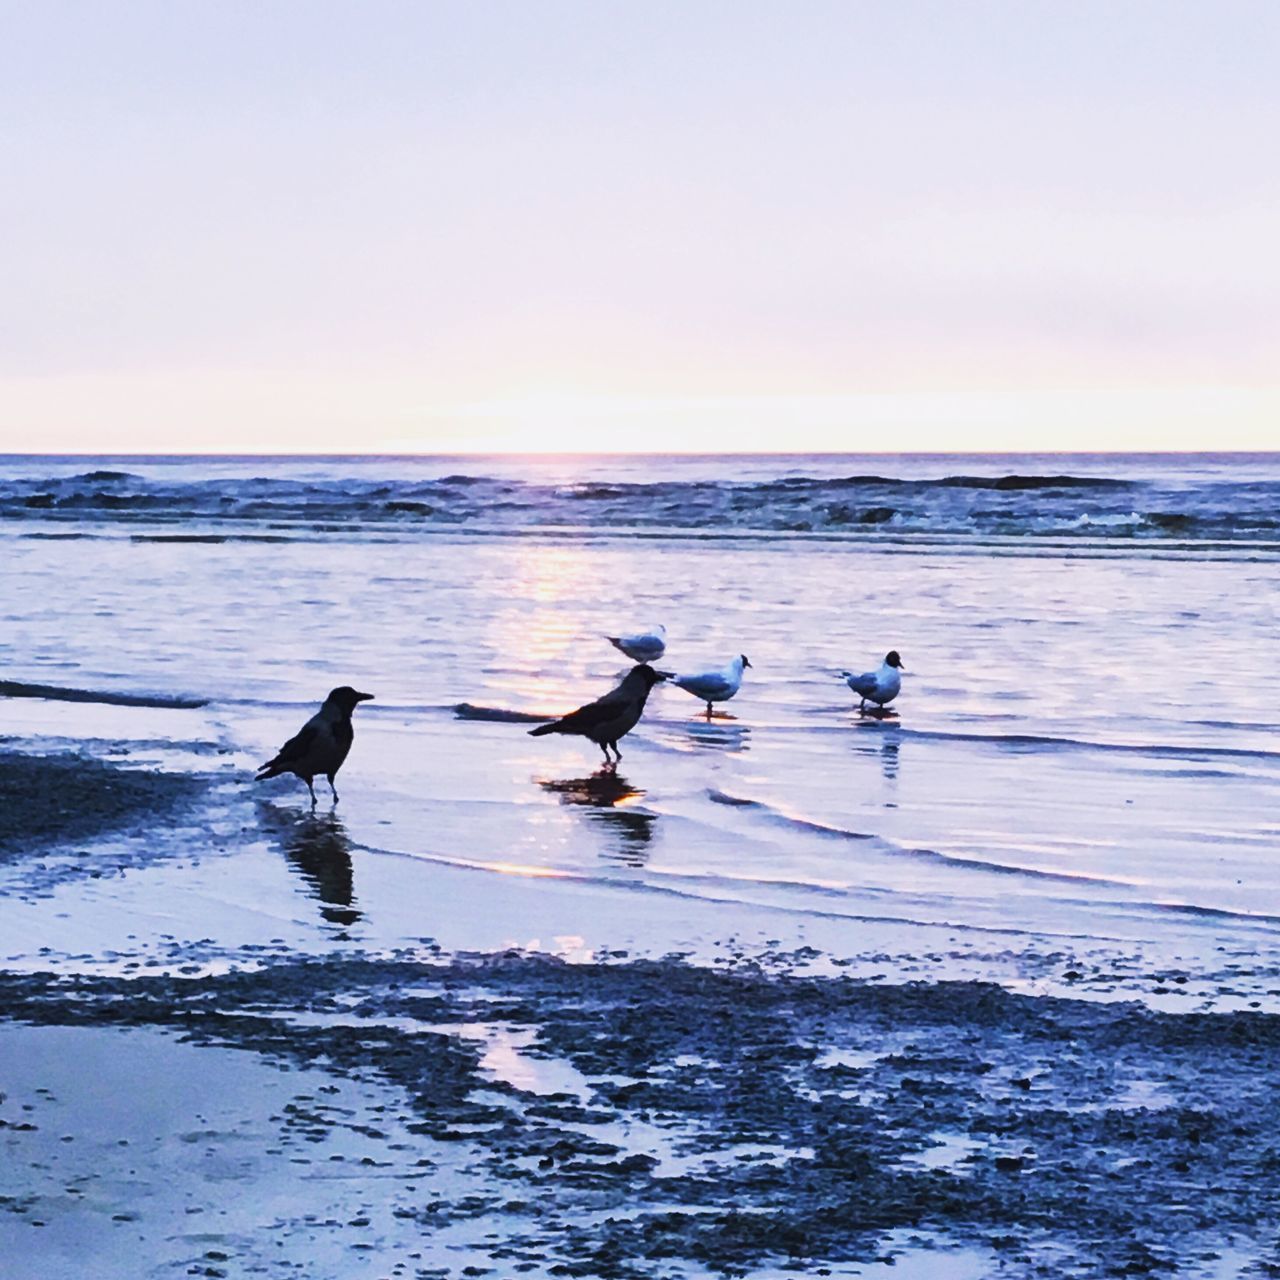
[2,448,1278,460]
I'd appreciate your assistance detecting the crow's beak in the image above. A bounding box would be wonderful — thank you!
[355,691,375,702]
[652,670,671,682]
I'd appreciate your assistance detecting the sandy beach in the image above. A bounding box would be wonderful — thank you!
[3,454,1280,1277]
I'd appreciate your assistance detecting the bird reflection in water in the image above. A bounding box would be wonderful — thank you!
[683,720,751,753]
[880,736,900,782]
[538,771,656,867]
[850,728,901,785]
[261,804,362,927]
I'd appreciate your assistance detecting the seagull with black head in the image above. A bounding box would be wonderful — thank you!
[257,685,374,805]
[840,651,904,713]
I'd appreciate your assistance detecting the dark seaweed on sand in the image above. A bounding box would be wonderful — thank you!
[6,953,1280,1277]
[0,751,204,861]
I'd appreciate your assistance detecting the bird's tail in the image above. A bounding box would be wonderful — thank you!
[256,758,283,779]
[605,635,624,652]
[528,722,559,737]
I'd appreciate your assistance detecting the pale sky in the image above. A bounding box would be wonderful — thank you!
[2,1,1277,453]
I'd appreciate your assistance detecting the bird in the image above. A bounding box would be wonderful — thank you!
[605,623,666,664]
[668,654,751,718]
[256,686,374,805]
[528,665,667,765]
[841,651,904,712]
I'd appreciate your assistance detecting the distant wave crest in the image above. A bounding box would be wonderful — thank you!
[2,467,1278,544]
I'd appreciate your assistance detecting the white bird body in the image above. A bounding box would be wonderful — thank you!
[670,654,751,716]
[841,652,903,710]
[606,623,666,664]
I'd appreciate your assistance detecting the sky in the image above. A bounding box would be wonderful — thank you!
[1,0,1277,454]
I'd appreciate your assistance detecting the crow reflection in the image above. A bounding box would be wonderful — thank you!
[261,805,362,926]
[539,771,656,866]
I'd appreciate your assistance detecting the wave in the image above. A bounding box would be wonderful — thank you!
[78,469,140,483]
[349,826,1280,940]
[706,788,1145,887]
[2,463,1280,545]
[0,680,207,709]
[453,702,551,724]
[893,726,1280,764]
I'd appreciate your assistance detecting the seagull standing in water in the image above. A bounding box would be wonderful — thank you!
[669,654,751,718]
[841,651,903,713]
[605,623,666,664]
[256,686,374,805]
[528,664,668,765]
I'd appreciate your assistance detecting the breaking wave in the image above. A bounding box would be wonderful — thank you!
[2,457,1279,544]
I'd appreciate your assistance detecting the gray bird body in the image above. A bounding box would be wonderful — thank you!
[529,665,666,764]
[605,624,666,664]
[670,654,750,716]
[841,652,903,710]
[257,686,373,804]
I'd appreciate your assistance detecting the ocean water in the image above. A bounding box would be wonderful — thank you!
[3,453,1279,992]
[2,451,1280,543]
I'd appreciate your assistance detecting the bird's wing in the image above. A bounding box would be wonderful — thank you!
[260,719,320,771]
[551,689,635,734]
[676,672,734,699]
[846,671,878,697]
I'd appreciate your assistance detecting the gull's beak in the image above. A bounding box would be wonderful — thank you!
[355,691,375,702]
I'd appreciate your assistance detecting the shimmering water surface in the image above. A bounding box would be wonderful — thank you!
[3,453,1278,982]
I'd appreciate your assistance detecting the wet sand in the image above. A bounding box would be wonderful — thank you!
[4,955,1279,1278]
[0,749,204,863]
[2,705,1279,1278]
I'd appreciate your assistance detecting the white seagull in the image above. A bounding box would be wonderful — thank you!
[668,654,751,718]
[256,686,374,805]
[841,651,903,712]
[605,623,666,664]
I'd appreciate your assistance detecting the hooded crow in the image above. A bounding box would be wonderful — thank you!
[256,686,373,805]
[841,651,903,712]
[669,654,751,718]
[528,665,667,765]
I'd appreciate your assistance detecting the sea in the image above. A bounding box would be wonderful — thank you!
[3,452,1279,1002]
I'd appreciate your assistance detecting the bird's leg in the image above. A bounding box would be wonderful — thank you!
[612,742,622,762]
[328,774,339,804]
[305,778,317,807]
[599,742,612,765]
[705,701,713,719]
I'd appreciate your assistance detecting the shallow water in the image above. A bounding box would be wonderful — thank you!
[1,453,1278,993]
[5,456,1280,1276]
